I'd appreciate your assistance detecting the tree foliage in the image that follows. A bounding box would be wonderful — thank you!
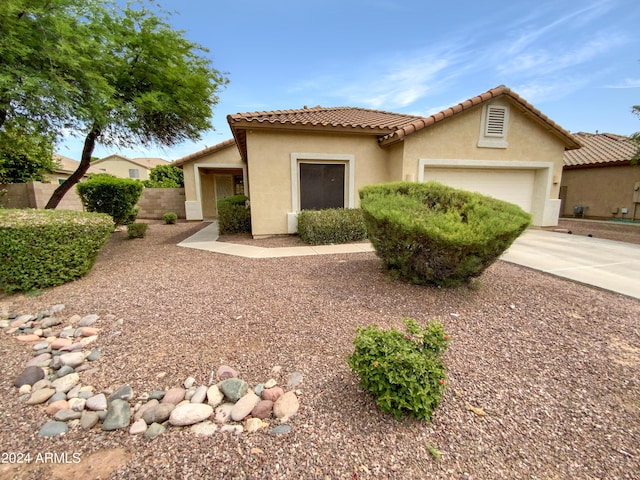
[144,164,184,188]
[0,121,56,183]
[0,0,228,207]
[632,105,640,165]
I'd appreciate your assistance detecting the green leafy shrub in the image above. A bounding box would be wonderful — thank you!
[359,181,532,287]
[0,209,113,293]
[162,212,178,224]
[143,164,184,188]
[217,195,251,234]
[127,222,148,239]
[76,174,143,225]
[297,208,368,245]
[347,318,449,421]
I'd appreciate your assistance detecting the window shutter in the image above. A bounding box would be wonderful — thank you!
[485,105,507,137]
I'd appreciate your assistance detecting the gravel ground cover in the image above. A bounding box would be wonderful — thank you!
[1,221,639,479]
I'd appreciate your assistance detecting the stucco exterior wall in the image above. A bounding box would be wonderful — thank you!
[402,104,566,197]
[246,130,391,236]
[181,145,243,203]
[89,158,151,180]
[561,165,640,219]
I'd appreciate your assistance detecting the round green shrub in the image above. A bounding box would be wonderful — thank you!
[162,212,178,224]
[127,222,149,239]
[347,318,449,421]
[359,181,532,287]
[76,174,143,225]
[297,208,368,245]
[0,209,114,293]
[217,195,251,234]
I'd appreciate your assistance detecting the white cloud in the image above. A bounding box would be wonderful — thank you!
[604,78,640,88]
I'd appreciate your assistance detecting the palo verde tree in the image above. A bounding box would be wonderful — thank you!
[45,4,228,208]
[0,121,56,183]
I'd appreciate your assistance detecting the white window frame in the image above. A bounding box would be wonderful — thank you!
[478,102,510,149]
[128,168,140,179]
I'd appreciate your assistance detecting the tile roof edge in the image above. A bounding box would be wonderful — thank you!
[172,138,237,167]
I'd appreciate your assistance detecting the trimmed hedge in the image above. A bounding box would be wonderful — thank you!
[297,208,368,245]
[0,209,114,293]
[218,195,251,234]
[76,174,143,225]
[359,182,531,287]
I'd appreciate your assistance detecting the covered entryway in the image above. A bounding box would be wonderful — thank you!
[198,168,245,218]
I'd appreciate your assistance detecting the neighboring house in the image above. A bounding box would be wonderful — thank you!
[562,132,640,220]
[46,154,86,184]
[175,85,581,237]
[88,154,169,180]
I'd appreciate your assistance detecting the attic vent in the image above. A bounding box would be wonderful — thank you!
[485,105,507,137]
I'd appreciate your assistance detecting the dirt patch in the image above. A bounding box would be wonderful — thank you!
[609,336,640,367]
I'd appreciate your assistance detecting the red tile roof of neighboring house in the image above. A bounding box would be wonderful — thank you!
[563,132,637,168]
[172,138,237,167]
[227,85,581,161]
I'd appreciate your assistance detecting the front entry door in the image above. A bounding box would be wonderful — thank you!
[299,163,345,210]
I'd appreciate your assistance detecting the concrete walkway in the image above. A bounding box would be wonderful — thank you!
[178,222,640,300]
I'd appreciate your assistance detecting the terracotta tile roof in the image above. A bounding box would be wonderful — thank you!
[380,85,581,149]
[563,132,637,168]
[172,138,236,167]
[227,86,581,161]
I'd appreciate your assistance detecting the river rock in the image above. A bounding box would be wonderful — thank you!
[141,403,174,424]
[219,378,248,402]
[56,365,75,378]
[251,400,274,419]
[32,340,50,351]
[144,422,165,439]
[87,349,101,361]
[262,387,284,402]
[102,399,131,431]
[190,385,208,404]
[190,421,218,436]
[45,400,70,416]
[59,352,84,368]
[273,391,299,421]
[14,366,44,387]
[50,338,73,350]
[220,424,243,435]
[26,387,56,405]
[80,411,100,429]
[134,399,159,420]
[26,353,52,368]
[31,379,51,392]
[38,421,68,437]
[271,424,292,435]
[109,385,133,403]
[245,418,268,433]
[54,408,81,421]
[286,371,303,387]
[264,378,277,389]
[162,387,186,404]
[51,372,79,393]
[183,376,196,389]
[217,365,239,380]
[86,393,108,411]
[130,418,147,435]
[78,314,99,326]
[16,334,40,343]
[206,385,224,407]
[214,403,234,424]
[69,397,86,412]
[231,392,260,421]
[41,317,62,329]
[169,403,213,426]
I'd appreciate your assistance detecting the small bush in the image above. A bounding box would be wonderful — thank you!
[0,209,114,293]
[218,195,251,234]
[347,318,449,421]
[76,174,143,225]
[127,222,148,239]
[359,181,532,287]
[297,208,368,245]
[162,212,178,224]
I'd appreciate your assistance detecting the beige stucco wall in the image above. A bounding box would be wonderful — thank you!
[89,157,151,180]
[402,103,566,198]
[246,130,391,236]
[561,165,640,219]
[182,146,243,202]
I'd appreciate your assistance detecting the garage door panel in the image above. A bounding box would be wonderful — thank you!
[422,167,534,212]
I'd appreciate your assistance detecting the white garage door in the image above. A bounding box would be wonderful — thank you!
[422,167,535,212]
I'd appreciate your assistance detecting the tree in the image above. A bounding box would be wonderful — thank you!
[632,105,640,165]
[0,0,100,132]
[0,121,56,183]
[144,163,184,188]
[44,4,227,208]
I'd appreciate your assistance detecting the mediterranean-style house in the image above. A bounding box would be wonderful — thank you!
[174,85,582,237]
[88,154,169,180]
[562,132,640,220]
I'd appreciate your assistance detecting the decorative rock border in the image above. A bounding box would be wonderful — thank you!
[1,305,302,439]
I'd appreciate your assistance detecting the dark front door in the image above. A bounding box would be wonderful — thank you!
[299,163,345,210]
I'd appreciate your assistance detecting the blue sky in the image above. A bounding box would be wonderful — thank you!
[57,0,640,161]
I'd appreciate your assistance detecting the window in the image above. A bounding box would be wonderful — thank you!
[478,102,509,148]
[299,163,346,210]
[129,169,140,179]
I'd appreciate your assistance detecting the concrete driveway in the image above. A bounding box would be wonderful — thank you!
[501,229,640,300]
